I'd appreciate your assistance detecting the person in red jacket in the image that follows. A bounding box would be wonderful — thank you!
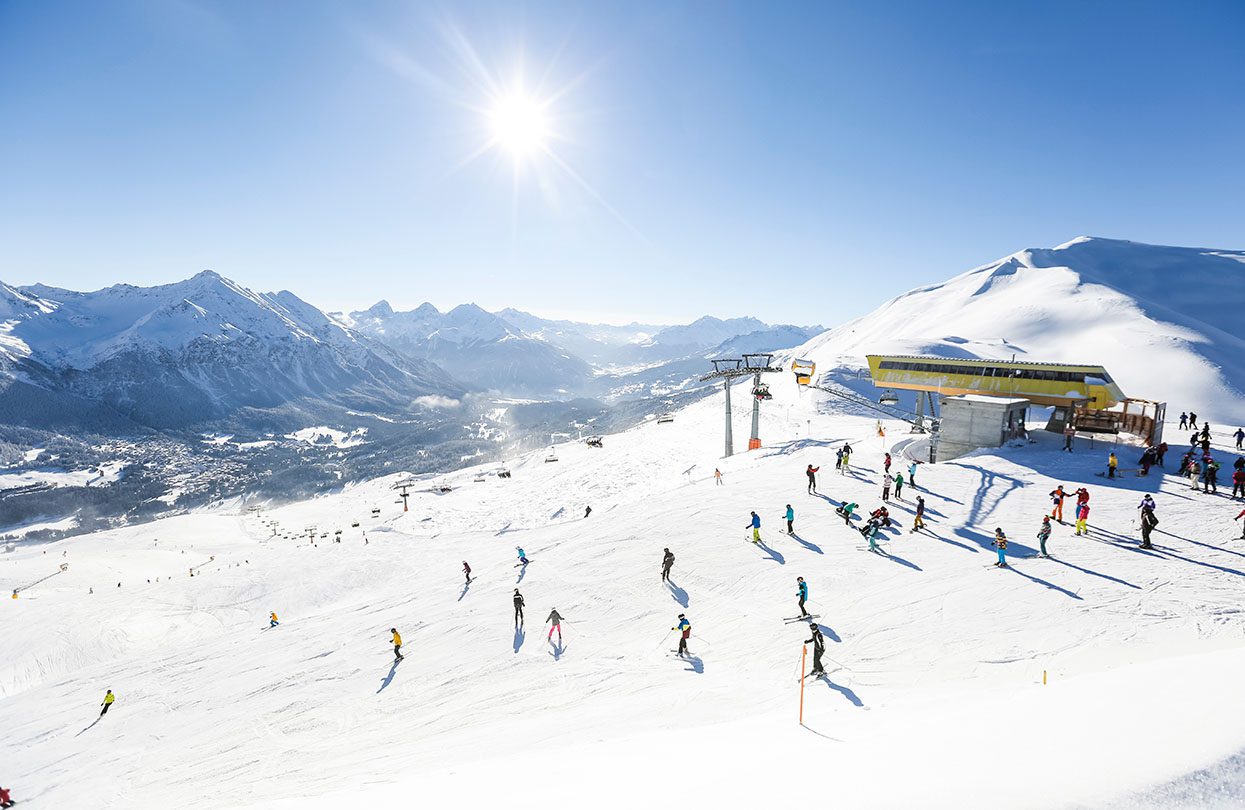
[806,464,820,494]
[1236,508,1245,539]
[1232,468,1245,500]
[0,785,14,808]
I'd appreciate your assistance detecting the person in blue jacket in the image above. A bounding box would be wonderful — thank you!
[785,504,795,535]
[674,614,692,656]
[516,547,529,565]
[747,511,761,543]
[796,576,809,617]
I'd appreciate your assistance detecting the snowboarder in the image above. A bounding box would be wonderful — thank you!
[1074,501,1090,536]
[584,505,592,518]
[269,611,279,628]
[714,468,723,486]
[674,614,692,656]
[796,576,809,617]
[1179,412,1188,430]
[390,628,404,661]
[546,608,564,643]
[893,472,904,500]
[516,547,529,566]
[1139,503,1158,549]
[1036,516,1052,557]
[837,502,858,525]
[462,561,472,583]
[1107,452,1118,479]
[912,495,926,533]
[884,452,892,475]
[908,461,918,488]
[785,504,795,535]
[1235,428,1245,450]
[661,548,675,581]
[806,464,819,494]
[513,589,525,626]
[993,528,1008,567]
[805,621,826,677]
[881,477,891,502]
[99,689,115,716]
[1049,485,1068,523]
[747,511,762,544]
[841,443,853,473]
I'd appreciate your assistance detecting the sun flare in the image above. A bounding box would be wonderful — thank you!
[488,91,551,160]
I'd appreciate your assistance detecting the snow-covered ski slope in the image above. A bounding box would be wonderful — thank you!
[790,236,1245,424]
[5,366,1245,809]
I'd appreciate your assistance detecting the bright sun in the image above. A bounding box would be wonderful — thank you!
[488,91,551,160]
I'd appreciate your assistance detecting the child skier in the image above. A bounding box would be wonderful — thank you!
[1036,516,1052,558]
[796,576,809,617]
[674,614,692,656]
[516,547,529,566]
[912,495,926,533]
[269,611,279,628]
[841,443,853,473]
[1074,501,1090,536]
[884,452,892,474]
[1108,452,1118,478]
[747,511,762,543]
[390,628,404,661]
[546,608,564,643]
[1049,485,1068,523]
[785,504,795,534]
[1140,503,1158,549]
[993,529,1009,568]
[462,561,472,583]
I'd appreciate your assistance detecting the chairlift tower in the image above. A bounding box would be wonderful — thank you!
[392,479,416,512]
[699,353,782,457]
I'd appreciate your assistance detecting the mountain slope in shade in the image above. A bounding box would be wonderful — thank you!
[0,272,463,430]
[789,237,1245,424]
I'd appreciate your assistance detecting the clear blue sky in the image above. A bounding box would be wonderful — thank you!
[2,1,1242,325]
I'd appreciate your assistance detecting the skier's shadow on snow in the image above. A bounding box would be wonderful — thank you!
[377,660,400,693]
[876,548,921,571]
[816,623,841,643]
[923,529,979,554]
[74,717,102,737]
[680,654,704,674]
[755,542,785,565]
[548,639,567,660]
[789,533,823,554]
[457,579,472,602]
[666,580,689,608]
[1045,556,1140,589]
[956,526,1037,558]
[1148,545,1245,579]
[1003,565,1082,600]
[516,565,528,585]
[820,677,864,707]
[1158,529,1245,560]
[513,627,525,653]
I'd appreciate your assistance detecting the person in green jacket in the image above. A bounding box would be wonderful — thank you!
[894,472,904,500]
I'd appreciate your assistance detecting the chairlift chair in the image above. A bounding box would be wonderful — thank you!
[656,413,675,424]
[879,389,900,406]
[752,383,772,401]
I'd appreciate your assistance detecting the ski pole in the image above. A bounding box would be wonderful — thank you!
[692,634,713,648]
[655,629,674,650]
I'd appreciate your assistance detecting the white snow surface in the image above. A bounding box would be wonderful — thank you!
[4,365,1245,808]
[0,460,125,491]
[789,236,1245,424]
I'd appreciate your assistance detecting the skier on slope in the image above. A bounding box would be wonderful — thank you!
[806,464,819,494]
[908,461,918,488]
[661,548,675,581]
[881,476,891,502]
[884,452,892,475]
[993,528,1009,568]
[1232,466,1245,500]
[796,576,810,617]
[805,621,826,678]
[462,561,472,583]
[893,471,905,500]
[584,505,592,519]
[1204,458,1220,494]
[1036,516,1052,558]
[747,511,762,544]
[1139,502,1159,550]
[546,608,564,643]
[840,443,853,474]
[673,614,692,657]
[1235,428,1244,450]
[513,589,525,627]
[1107,451,1118,479]
[1074,500,1090,536]
[785,504,795,535]
[714,468,723,486]
[912,495,926,533]
[1179,412,1188,430]
[100,689,115,716]
[838,502,858,526]
[1049,485,1068,523]
[516,547,529,566]
[1201,422,1212,442]
[864,520,882,552]
[269,611,279,628]
[834,448,843,472]
[390,628,404,661]
[1189,411,1198,429]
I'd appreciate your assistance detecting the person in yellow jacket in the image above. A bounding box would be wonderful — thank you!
[390,628,404,661]
[100,689,115,716]
[269,611,279,628]
[1107,452,1118,479]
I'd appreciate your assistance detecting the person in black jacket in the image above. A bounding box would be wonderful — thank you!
[513,589,525,627]
[1139,506,1158,550]
[661,548,675,581]
[805,621,825,677]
